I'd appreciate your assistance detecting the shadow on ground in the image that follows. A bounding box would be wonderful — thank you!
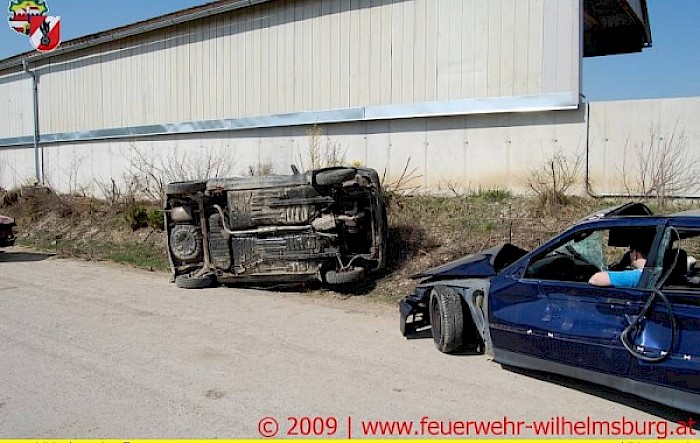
[502,364,699,427]
[0,249,54,263]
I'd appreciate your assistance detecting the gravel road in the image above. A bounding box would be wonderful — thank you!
[0,248,690,438]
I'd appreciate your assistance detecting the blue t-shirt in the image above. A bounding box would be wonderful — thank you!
[607,269,643,287]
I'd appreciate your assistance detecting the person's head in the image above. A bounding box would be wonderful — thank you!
[629,240,651,268]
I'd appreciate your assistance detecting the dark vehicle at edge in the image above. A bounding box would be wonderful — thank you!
[0,214,16,247]
[400,203,700,414]
[165,166,386,289]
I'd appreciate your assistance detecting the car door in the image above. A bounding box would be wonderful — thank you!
[489,221,660,376]
[625,222,700,411]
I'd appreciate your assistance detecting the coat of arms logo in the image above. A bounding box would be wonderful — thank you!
[7,0,60,53]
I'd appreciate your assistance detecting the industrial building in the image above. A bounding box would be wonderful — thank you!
[1,0,692,196]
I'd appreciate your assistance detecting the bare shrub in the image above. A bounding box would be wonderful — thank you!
[42,153,90,196]
[381,157,423,198]
[620,123,700,204]
[95,177,141,206]
[296,125,348,170]
[247,160,276,176]
[0,188,20,207]
[526,152,582,209]
[126,144,235,203]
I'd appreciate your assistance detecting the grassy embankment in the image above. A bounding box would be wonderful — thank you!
[2,186,695,302]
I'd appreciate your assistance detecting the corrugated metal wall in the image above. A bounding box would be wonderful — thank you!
[0,73,33,138]
[0,0,580,139]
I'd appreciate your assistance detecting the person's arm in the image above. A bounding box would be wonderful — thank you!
[590,269,642,288]
[589,271,611,286]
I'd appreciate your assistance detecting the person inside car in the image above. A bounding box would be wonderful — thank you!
[589,241,649,288]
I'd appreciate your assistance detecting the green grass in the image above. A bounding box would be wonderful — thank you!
[104,243,170,271]
[19,236,169,272]
[468,188,513,202]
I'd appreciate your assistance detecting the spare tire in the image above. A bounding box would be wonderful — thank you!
[169,224,202,262]
[166,180,206,195]
[325,267,364,285]
[315,168,356,186]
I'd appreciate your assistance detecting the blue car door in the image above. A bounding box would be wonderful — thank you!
[532,281,644,374]
[625,223,700,411]
[489,221,660,376]
[489,277,642,375]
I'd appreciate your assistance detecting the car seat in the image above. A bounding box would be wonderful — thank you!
[660,248,688,287]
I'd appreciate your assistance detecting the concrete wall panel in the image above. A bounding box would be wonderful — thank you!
[4,98,700,197]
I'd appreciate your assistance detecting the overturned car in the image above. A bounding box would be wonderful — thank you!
[401,203,700,414]
[165,166,386,289]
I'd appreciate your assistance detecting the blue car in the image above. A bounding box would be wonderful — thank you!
[400,203,700,414]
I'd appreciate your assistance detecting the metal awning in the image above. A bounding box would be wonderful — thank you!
[584,0,652,57]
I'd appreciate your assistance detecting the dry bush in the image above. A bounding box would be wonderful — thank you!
[95,177,141,206]
[0,188,20,207]
[526,152,582,210]
[296,125,348,170]
[40,154,91,197]
[126,144,235,203]
[381,157,423,198]
[620,123,700,205]
[247,160,276,176]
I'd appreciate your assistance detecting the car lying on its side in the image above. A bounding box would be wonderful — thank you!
[0,214,16,247]
[165,166,387,289]
[400,203,700,414]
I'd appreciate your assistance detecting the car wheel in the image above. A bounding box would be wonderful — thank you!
[315,168,357,186]
[429,285,464,353]
[325,267,364,285]
[175,273,216,289]
[166,180,206,195]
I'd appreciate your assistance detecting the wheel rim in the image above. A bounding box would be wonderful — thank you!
[430,295,441,342]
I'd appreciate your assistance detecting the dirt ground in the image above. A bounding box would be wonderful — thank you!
[0,250,687,437]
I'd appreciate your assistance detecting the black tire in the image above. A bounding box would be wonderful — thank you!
[429,285,464,353]
[169,224,202,262]
[166,180,206,195]
[175,273,216,289]
[315,168,357,186]
[325,267,364,285]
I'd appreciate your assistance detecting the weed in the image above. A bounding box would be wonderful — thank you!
[469,188,512,202]
[126,205,148,231]
[296,125,348,170]
[147,209,164,231]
